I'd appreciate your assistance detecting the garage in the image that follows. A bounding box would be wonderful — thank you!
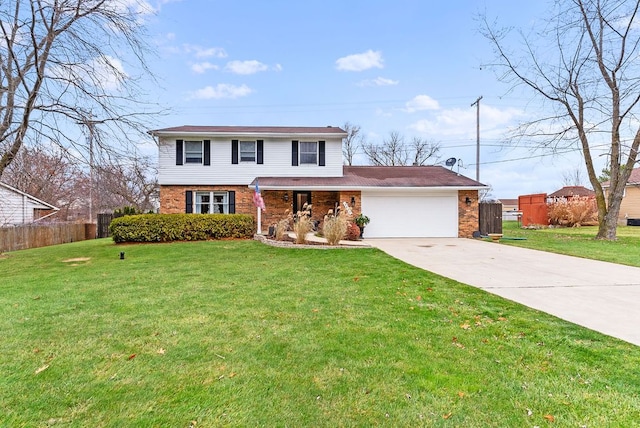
[361,190,459,238]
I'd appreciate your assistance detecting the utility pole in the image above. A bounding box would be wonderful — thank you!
[471,96,482,182]
[78,114,96,223]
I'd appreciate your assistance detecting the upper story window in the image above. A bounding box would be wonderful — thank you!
[240,141,256,162]
[299,142,318,165]
[232,139,263,165]
[185,141,203,164]
[176,140,210,166]
[291,140,325,167]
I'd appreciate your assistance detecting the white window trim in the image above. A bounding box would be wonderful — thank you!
[185,140,203,164]
[195,191,230,214]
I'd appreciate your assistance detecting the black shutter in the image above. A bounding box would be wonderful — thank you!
[318,141,325,166]
[185,190,193,213]
[231,140,239,164]
[176,140,183,165]
[228,191,235,214]
[257,140,264,164]
[291,140,299,166]
[203,140,211,165]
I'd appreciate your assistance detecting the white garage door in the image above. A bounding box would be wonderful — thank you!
[361,190,458,238]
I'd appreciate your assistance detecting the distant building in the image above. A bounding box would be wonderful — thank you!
[0,182,59,226]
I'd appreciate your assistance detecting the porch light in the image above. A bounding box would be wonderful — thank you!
[283,193,289,202]
[465,196,472,206]
[351,196,356,206]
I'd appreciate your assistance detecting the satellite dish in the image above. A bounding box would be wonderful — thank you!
[445,157,457,168]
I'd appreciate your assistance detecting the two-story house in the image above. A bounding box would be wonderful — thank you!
[151,125,485,238]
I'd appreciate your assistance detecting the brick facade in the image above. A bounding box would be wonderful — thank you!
[160,186,364,232]
[458,189,479,238]
[160,185,255,215]
[161,185,479,238]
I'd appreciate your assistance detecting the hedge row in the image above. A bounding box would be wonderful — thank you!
[109,214,255,243]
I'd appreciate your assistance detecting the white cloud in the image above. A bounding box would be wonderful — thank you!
[48,55,128,92]
[190,83,252,99]
[94,55,128,91]
[224,60,269,75]
[274,64,283,72]
[191,62,219,74]
[335,50,384,71]
[109,0,155,15]
[409,104,525,139]
[405,95,440,112]
[358,77,399,87]
[194,46,227,58]
[179,45,227,58]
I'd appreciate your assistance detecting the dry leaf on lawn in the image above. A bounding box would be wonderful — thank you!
[35,364,49,375]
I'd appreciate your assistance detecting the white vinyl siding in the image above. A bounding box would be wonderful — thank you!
[0,185,51,225]
[361,190,458,238]
[159,137,343,185]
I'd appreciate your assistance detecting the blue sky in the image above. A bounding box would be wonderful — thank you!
[137,0,603,199]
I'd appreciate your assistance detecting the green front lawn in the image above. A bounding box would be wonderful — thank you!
[500,221,640,266]
[1,239,639,426]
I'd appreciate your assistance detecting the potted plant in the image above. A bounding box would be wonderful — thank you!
[354,213,370,238]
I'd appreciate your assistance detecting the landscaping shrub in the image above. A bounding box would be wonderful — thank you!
[346,222,361,241]
[548,196,598,227]
[109,213,255,243]
[293,203,313,244]
[274,212,291,241]
[322,202,353,245]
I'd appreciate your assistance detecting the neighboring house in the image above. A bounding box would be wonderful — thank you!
[0,182,59,226]
[150,125,486,238]
[603,168,640,224]
[498,198,520,221]
[547,186,595,202]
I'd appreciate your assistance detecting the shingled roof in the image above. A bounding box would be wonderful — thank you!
[150,125,347,137]
[548,186,595,198]
[253,166,485,189]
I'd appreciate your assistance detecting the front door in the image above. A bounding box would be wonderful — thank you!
[293,191,311,214]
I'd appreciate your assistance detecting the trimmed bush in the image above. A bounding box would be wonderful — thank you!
[109,214,255,243]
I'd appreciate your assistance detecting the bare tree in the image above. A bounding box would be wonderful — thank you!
[482,0,640,240]
[0,0,159,179]
[562,168,586,187]
[2,145,88,220]
[410,136,441,166]
[2,145,158,220]
[342,122,363,166]
[363,131,440,166]
[94,157,158,213]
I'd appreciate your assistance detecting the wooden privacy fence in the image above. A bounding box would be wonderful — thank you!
[97,213,125,238]
[97,213,113,238]
[519,193,549,226]
[479,202,503,235]
[0,223,95,253]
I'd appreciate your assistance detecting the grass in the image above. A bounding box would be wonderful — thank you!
[499,221,640,267]
[1,238,640,426]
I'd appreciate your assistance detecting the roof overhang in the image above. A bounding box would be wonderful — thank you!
[150,126,347,139]
[249,183,488,192]
[0,182,60,211]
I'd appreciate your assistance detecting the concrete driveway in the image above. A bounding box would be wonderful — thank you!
[366,238,640,347]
